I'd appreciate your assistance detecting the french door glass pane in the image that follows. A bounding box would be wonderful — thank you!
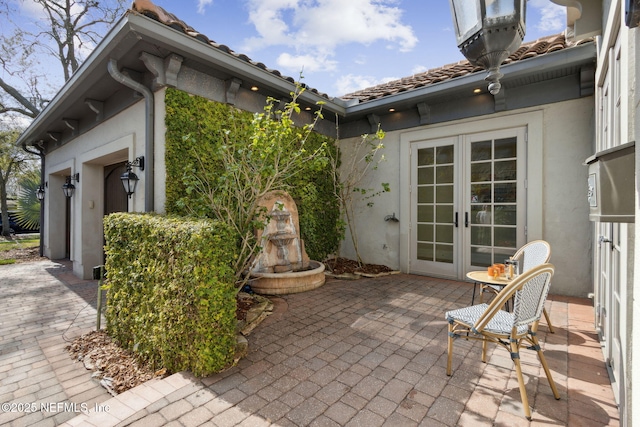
[471,226,491,246]
[418,167,434,184]
[472,205,492,225]
[494,160,516,180]
[494,227,516,248]
[471,184,491,203]
[417,224,433,242]
[471,140,492,161]
[494,205,516,225]
[471,247,493,266]
[436,146,454,163]
[494,182,516,202]
[416,145,455,266]
[494,137,517,159]
[436,224,453,244]
[417,242,433,260]
[471,162,491,182]
[470,136,518,267]
[418,148,434,166]
[436,185,454,203]
[418,186,433,203]
[417,205,433,222]
[436,165,454,183]
[435,244,454,263]
[436,205,454,223]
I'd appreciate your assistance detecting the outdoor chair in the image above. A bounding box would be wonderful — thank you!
[446,263,560,420]
[481,240,554,333]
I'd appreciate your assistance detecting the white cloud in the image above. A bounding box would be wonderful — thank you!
[197,0,213,15]
[528,0,566,34]
[243,0,417,73]
[276,52,337,73]
[411,65,428,75]
[17,1,45,18]
[334,73,396,95]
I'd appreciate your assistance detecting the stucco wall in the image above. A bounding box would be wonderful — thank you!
[44,92,166,278]
[338,96,595,297]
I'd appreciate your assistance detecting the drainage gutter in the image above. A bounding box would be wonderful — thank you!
[21,142,45,256]
[107,58,154,212]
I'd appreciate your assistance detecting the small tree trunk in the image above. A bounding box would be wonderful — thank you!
[0,177,11,237]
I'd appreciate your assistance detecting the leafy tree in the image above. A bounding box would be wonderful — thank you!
[0,1,126,237]
[14,168,41,231]
[0,129,37,236]
[329,127,389,266]
[0,0,128,121]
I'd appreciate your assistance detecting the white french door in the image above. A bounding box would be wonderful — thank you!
[410,128,527,279]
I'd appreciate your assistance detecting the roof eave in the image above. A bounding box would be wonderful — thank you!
[342,40,596,116]
[16,13,135,147]
[17,12,347,147]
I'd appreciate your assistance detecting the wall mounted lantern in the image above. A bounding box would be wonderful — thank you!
[120,156,145,198]
[62,173,79,198]
[36,186,45,201]
[449,0,526,94]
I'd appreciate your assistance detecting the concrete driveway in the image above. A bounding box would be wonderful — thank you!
[0,261,619,426]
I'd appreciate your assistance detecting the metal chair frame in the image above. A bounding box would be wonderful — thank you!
[481,240,554,333]
[446,264,560,420]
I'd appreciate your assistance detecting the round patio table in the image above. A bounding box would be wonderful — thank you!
[466,270,513,307]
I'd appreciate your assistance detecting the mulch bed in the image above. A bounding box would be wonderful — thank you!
[66,330,167,396]
[323,257,395,275]
[0,246,42,263]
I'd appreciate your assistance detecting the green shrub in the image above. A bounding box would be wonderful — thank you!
[164,88,341,263]
[104,213,237,377]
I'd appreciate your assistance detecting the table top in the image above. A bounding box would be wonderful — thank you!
[466,270,513,286]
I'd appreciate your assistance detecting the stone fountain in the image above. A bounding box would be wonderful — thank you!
[249,191,325,295]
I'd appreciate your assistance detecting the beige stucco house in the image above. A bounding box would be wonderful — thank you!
[15,0,639,424]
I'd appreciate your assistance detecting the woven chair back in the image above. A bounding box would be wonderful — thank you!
[512,264,554,328]
[513,240,551,272]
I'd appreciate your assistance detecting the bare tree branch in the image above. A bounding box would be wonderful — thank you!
[0,0,127,123]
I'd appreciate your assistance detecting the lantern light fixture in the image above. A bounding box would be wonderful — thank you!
[120,156,145,198]
[62,173,79,198]
[36,186,45,201]
[449,0,526,95]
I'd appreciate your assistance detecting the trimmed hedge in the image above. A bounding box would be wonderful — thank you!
[104,213,238,377]
[164,87,342,261]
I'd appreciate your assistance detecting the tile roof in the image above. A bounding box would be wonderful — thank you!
[341,34,594,102]
[131,1,591,103]
[130,0,330,99]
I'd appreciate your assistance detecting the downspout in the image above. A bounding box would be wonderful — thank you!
[107,58,154,212]
[21,142,45,257]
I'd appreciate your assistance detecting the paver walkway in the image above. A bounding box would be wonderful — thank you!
[1,261,619,426]
[0,260,111,426]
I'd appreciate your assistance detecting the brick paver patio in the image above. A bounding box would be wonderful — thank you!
[0,261,619,426]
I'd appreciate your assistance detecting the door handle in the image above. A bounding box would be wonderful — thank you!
[599,236,612,244]
[465,212,469,227]
[454,212,458,227]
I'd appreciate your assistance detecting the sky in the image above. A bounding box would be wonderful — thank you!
[6,0,567,100]
[149,0,567,97]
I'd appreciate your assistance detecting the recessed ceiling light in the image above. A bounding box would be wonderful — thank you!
[389,108,396,112]
[305,107,312,111]
[473,88,482,94]
[250,86,259,91]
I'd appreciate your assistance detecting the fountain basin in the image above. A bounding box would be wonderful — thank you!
[250,260,326,295]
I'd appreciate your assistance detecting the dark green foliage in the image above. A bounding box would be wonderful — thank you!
[104,213,238,377]
[14,169,41,230]
[164,88,341,261]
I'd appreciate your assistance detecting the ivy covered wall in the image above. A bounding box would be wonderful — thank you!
[164,87,341,261]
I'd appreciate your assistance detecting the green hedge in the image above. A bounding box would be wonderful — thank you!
[104,213,237,377]
[164,87,341,261]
